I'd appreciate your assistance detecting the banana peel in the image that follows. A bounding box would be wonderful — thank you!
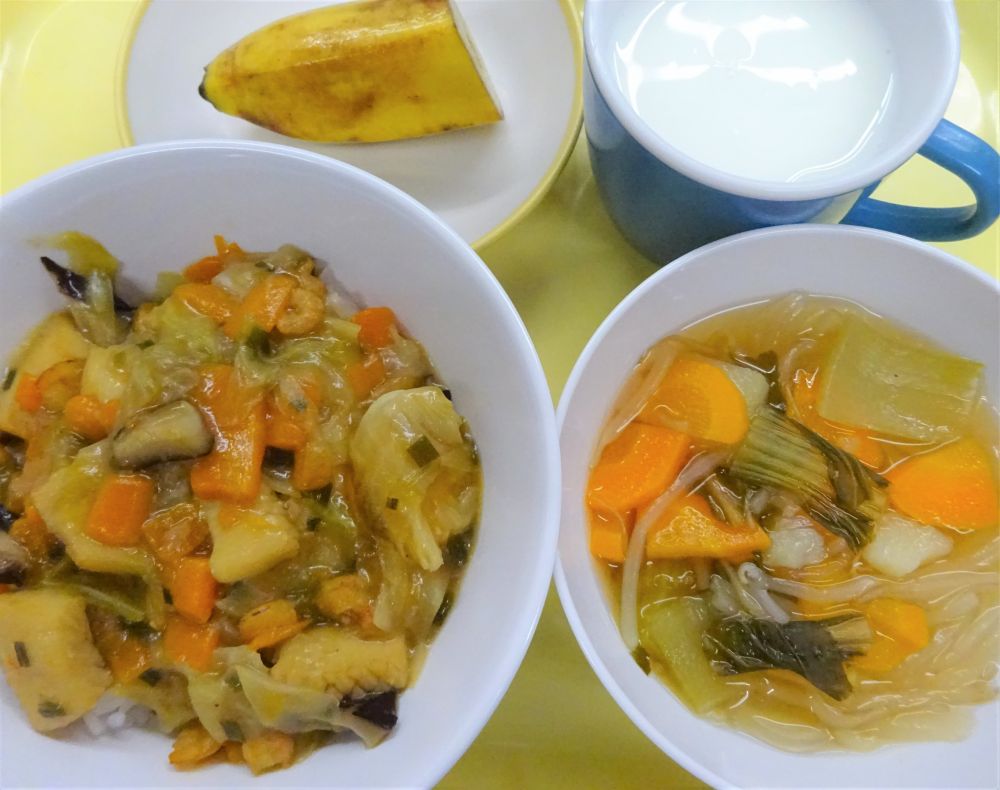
[199,0,503,143]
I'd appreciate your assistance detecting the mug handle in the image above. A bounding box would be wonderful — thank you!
[841,119,1000,242]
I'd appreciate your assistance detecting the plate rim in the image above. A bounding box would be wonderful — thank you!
[116,0,585,252]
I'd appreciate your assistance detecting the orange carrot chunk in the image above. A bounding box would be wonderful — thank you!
[639,354,749,444]
[213,235,243,259]
[264,375,321,452]
[887,438,999,530]
[171,557,219,625]
[190,365,266,504]
[9,506,58,563]
[589,510,634,563]
[183,255,224,283]
[85,474,155,547]
[292,440,335,492]
[852,598,930,674]
[586,422,689,516]
[64,394,119,441]
[224,274,297,339]
[173,283,239,325]
[345,354,386,398]
[353,307,397,349]
[644,494,770,560]
[164,616,219,672]
[89,608,153,683]
[14,374,42,413]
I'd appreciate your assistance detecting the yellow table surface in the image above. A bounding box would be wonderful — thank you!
[1,1,997,787]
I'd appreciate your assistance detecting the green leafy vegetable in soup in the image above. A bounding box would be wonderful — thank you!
[588,293,999,752]
[0,235,481,774]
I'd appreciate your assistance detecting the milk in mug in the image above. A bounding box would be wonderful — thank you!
[611,0,896,183]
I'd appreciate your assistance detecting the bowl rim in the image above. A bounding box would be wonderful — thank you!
[582,0,960,202]
[0,138,563,788]
[554,223,999,790]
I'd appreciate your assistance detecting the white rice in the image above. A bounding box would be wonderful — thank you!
[82,693,153,737]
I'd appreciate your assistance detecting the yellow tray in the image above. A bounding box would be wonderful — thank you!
[1,1,997,786]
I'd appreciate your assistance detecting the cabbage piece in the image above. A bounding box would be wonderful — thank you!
[350,387,480,571]
[235,664,392,747]
[68,272,126,347]
[184,649,266,743]
[818,316,983,441]
[373,539,450,640]
[32,443,153,576]
[81,344,135,404]
[116,672,196,733]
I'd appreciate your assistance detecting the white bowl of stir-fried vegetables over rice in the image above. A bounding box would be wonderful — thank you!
[556,224,999,789]
[0,141,560,786]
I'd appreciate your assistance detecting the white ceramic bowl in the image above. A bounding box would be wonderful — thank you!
[555,225,1000,789]
[0,140,561,788]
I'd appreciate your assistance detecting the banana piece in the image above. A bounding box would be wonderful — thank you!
[200,0,503,143]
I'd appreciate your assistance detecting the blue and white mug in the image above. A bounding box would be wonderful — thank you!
[584,0,1000,265]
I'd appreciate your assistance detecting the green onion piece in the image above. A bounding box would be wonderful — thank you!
[139,668,163,687]
[37,700,66,718]
[221,720,244,742]
[407,435,439,467]
[444,528,473,567]
[385,497,399,510]
[13,641,29,667]
[433,592,453,626]
[2,369,15,391]
[245,327,273,358]
[631,646,651,675]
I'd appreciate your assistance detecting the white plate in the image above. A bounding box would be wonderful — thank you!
[126,0,582,248]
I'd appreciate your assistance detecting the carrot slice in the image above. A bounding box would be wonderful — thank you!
[589,510,633,563]
[14,374,42,413]
[89,608,153,683]
[64,394,119,441]
[639,354,749,444]
[9,506,58,563]
[190,365,266,504]
[171,557,219,625]
[173,283,239,325]
[164,616,219,672]
[345,354,385,397]
[852,598,929,674]
[264,374,321,451]
[644,494,770,560]
[586,423,689,516]
[85,474,154,547]
[224,274,296,339]
[292,440,335,492]
[353,307,397,349]
[184,255,224,283]
[213,235,243,259]
[887,438,999,530]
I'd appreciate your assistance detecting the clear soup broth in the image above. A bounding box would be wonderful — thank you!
[587,293,999,751]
